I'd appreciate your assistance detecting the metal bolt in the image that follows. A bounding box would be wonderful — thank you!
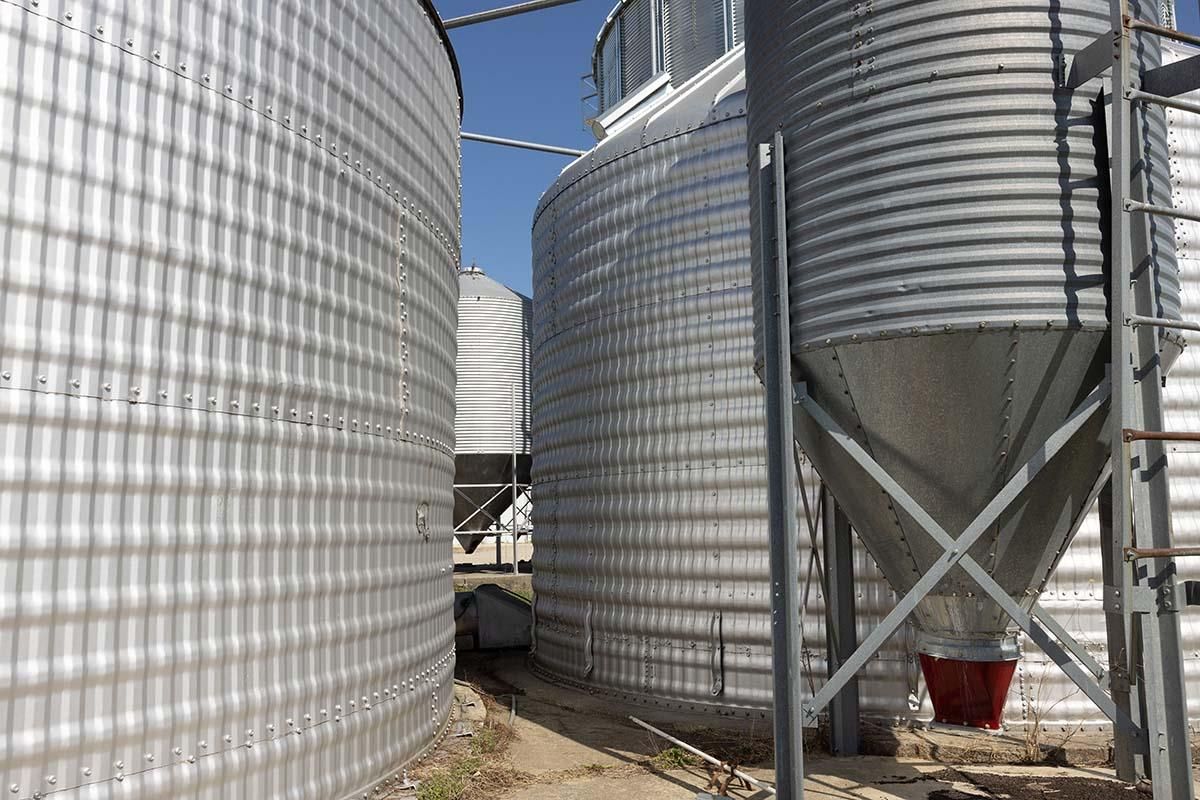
[82,768,91,777]
[159,390,168,399]
[185,393,193,402]
[231,399,240,408]
[145,753,155,762]
[132,386,141,395]
[208,396,216,405]
[45,776,55,785]
[115,774,124,782]
[199,741,208,749]
[173,747,182,756]
[96,25,103,33]
[179,62,186,71]
[267,724,275,733]
[224,734,233,743]
[37,374,47,384]
[65,11,72,20]
[187,755,196,763]
[290,408,298,417]
[125,37,133,46]
[153,49,160,59]
[7,785,16,794]
[0,372,8,380]
[114,761,124,770]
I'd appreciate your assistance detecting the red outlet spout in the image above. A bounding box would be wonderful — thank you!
[918,654,1016,730]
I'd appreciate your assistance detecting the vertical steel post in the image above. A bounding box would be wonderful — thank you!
[1107,1,1144,782]
[757,133,805,799]
[822,487,859,756]
[512,382,520,575]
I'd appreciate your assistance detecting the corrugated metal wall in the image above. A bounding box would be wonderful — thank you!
[594,0,744,113]
[0,2,461,798]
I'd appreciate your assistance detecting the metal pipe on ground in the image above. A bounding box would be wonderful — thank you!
[629,716,777,796]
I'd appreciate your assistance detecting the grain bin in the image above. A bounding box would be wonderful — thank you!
[0,2,461,798]
[454,266,532,554]
[530,43,793,714]
[746,0,1180,729]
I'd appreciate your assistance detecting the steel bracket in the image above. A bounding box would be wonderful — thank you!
[1141,53,1200,98]
[1067,30,1118,88]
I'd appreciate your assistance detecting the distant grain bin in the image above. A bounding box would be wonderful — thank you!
[0,2,461,798]
[454,266,532,554]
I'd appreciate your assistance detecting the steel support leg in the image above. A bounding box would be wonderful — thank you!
[822,488,859,756]
[757,134,805,799]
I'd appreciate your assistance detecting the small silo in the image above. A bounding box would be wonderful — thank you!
[746,0,1179,729]
[0,2,461,798]
[454,266,532,554]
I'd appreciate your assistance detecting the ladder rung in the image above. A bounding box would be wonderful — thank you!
[1124,199,1200,224]
[1127,88,1200,116]
[1122,428,1200,443]
[1126,314,1200,334]
[1125,546,1200,561]
[1127,18,1200,48]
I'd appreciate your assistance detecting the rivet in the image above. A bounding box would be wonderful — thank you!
[159,389,167,398]
[245,95,253,104]
[199,741,208,749]
[132,386,141,395]
[115,774,124,782]
[7,785,16,794]
[307,411,314,419]
[208,396,216,405]
[290,408,298,416]
[82,768,91,777]
[37,374,47,384]
[225,85,233,93]
[253,403,261,411]
[187,755,196,764]
[272,406,279,414]
[179,62,187,71]
[267,724,275,733]
[45,776,55,786]
[203,73,211,82]
[145,753,155,762]
[321,708,328,716]
[125,37,133,46]
[231,399,240,408]
[64,11,72,20]
[224,734,233,743]
[173,747,182,756]
[114,761,124,770]
[0,372,9,380]
[286,718,294,726]
[96,25,103,33]
[153,49,161,59]
[185,393,193,402]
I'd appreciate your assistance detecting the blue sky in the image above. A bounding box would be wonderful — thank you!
[442,1,1200,296]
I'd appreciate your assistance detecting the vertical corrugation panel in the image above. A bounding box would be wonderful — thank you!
[0,2,460,798]
[455,271,531,455]
[663,0,728,87]
[599,21,623,113]
[619,0,655,97]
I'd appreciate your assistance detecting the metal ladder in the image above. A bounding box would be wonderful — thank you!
[1070,4,1200,796]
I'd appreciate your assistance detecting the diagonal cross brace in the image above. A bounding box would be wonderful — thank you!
[796,380,1138,742]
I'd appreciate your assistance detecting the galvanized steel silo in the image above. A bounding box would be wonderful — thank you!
[530,45,792,715]
[0,2,461,798]
[454,266,532,553]
[746,0,1180,728]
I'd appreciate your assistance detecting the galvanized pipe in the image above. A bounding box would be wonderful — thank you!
[1122,428,1200,443]
[628,716,776,795]
[1126,313,1200,333]
[444,0,584,28]
[462,131,585,157]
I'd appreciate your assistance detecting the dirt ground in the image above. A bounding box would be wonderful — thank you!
[386,649,1185,800]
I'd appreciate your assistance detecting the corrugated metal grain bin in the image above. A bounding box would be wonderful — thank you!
[454,266,532,553]
[0,2,461,797]
[745,0,1180,728]
[531,49,792,716]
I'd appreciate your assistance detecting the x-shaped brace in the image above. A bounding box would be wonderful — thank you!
[794,378,1142,750]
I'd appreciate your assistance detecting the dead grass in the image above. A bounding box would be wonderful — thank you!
[411,707,529,800]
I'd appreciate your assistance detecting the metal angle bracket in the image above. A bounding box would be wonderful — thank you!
[1067,30,1118,89]
[1140,53,1200,98]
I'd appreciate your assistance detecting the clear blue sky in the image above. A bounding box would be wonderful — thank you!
[440,1,1200,296]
